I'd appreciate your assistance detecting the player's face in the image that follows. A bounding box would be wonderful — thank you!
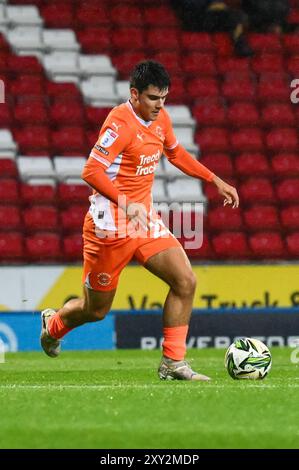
[131,85,168,121]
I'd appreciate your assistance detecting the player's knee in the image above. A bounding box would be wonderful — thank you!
[84,305,109,322]
[92,306,109,321]
[173,271,197,297]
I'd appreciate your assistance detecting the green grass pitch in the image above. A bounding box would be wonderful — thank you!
[0,348,298,449]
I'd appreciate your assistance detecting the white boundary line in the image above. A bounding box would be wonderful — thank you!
[0,383,297,390]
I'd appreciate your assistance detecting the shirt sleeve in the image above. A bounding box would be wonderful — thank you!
[89,110,132,170]
[164,143,215,182]
[162,108,179,151]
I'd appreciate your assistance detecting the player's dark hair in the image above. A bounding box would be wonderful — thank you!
[130,60,170,93]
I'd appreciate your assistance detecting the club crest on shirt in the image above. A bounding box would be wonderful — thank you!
[100,128,119,148]
[155,126,165,141]
[97,272,112,286]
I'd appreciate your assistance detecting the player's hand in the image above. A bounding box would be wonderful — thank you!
[212,175,239,209]
[126,201,149,231]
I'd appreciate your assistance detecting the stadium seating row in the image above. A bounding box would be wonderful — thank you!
[1,230,299,263]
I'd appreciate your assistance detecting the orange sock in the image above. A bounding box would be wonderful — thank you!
[47,313,72,339]
[162,325,188,361]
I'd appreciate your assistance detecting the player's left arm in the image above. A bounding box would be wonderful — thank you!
[164,143,239,208]
[162,109,239,208]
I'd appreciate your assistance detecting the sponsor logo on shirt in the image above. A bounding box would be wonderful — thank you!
[100,128,119,148]
[95,144,109,156]
[136,150,161,176]
[111,122,122,132]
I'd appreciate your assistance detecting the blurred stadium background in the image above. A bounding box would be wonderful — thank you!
[1,0,299,452]
[0,0,299,353]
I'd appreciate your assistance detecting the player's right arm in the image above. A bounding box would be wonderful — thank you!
[82,115,148,223]
[81,115,131,212]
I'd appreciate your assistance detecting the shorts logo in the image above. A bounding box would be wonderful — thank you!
[97,272,112,286]
[100,128,119,148]
[95,144,109,156]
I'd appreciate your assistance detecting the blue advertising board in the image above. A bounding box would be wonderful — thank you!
[0,312,114,352]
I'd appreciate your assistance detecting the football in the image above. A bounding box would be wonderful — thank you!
[225,338,272,380]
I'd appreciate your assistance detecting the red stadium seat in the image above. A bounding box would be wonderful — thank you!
[248,33,282,54]
[249,232,285,259]
[277,178,299,204]
[0,205,21,230]
[58,183,91,206]
[181,32,214,53]
[144,6,179,27]
[146,29,180,51]
[153,52,182,75]
[283,34,299,55]
[261,104,296,128]
[61,204,88,232]
[85,106,112,129]
[271,153,299,177]
[234,153,270,178]
[239,178,275,205]
[231,128,264,153]
[252,54,284,74]
[10,75,45,97]
[217,57,250,75]
[7,55,44,75]
[14,102,48,125]
[23,205,59,233]
[208,207,243,232]
[287,7,299,27]
[50,102,85,127]
[196,128,229,153]
[0,33,10,52]
[287,56,299,76]
[186,78,219,100]
[213,33,234,56]
[20,183,56,206]
[286,233,299,257]
[182,234,215,260]
[0,159,18,178]
[63,233,83,261]
[51,127,87,155]
[0,179,19,204]
[77,28,111,54]
[182,53,217,76]
[212,231,250,259]
[166,76,187,103]
[266,128,298,153]
[112,28,145,51]
[192,103,226,127]
[86,129,100,149]
[13,126,50,155]
[0,232,24,261]
[75,3,110,27]
[45,82,82,103]
[281,206,299,231]
[41,2,74,28]
[227,103,260,128]
[111,5,144,26]
[222,80,255,102]
[257,79,290,102]
[0,103,13,127]
[244,205,280,232]
[112,51,146,78]
[200,153,233,176]
[26,232,61,261]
